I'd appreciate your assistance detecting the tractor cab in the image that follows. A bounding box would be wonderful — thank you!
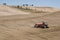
[34,21,49,28]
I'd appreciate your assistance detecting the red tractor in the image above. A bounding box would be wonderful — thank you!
[34,21,49,28]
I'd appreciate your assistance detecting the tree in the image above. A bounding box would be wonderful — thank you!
[3,3,6,5]
[31,4,34,6]
[22,4,25,6]
[17,5,19,8]
[26,4,28,6]
[22,4,28,6]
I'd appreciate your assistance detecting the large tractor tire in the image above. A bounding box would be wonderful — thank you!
[42,25,49,28]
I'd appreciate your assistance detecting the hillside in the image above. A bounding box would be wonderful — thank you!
[0,5,60,40]
[0,5,30,16]
[0,4,60,16]
[13,6,60,13]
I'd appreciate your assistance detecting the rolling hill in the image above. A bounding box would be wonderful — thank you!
[0,4,60,40]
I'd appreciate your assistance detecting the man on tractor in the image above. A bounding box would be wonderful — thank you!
[34,21,49,28]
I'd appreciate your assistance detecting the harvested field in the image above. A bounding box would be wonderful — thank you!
[0,5,60,40]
